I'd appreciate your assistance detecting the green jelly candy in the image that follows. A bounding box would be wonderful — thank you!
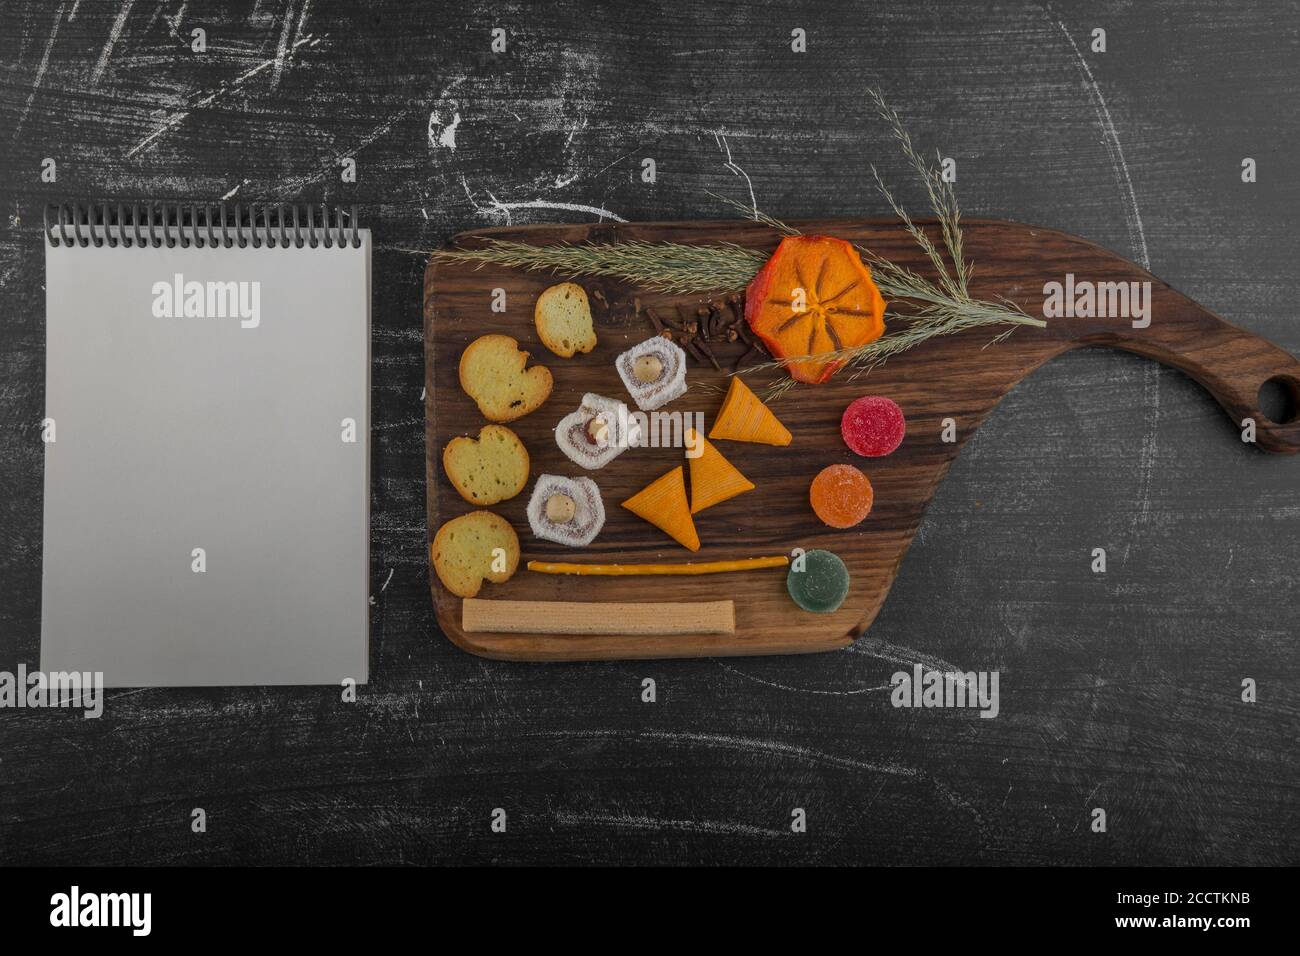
[786,549,850,613]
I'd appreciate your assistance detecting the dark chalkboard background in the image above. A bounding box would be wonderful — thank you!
[1,0,1296,866]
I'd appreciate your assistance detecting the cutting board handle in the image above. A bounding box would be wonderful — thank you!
[1067,290,1300,454]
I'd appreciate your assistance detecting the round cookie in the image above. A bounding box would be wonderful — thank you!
[787,549,851,613]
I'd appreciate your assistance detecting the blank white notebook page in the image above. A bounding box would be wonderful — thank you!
[41,229,370,687]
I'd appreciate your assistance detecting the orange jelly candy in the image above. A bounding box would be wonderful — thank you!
[809,464,874,529]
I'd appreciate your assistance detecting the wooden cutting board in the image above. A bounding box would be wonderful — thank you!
[424,218,1300,661]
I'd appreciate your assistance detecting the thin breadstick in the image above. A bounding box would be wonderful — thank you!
[526,555,789,576]
[463,599,734,635]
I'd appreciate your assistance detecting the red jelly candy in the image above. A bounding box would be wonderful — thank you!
[841,396,906,457]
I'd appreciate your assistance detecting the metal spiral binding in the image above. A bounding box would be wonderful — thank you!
[43,202,362,249]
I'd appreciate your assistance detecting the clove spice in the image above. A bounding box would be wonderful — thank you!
[643,295,768,371]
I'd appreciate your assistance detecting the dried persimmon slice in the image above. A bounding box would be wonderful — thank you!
[745,235,887,384]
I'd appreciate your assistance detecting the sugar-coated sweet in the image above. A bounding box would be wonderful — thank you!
[841,395,905,457]
[616,336,687,411]
[526,474,606,547]
[554,393,639,470]
[786,549,850,613]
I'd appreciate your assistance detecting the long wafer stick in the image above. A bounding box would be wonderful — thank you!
[463,599,735,635]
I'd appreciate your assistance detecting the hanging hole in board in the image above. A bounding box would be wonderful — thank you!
[1257,376,1300,426]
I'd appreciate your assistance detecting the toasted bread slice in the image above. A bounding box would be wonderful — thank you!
[459,334,553,422]
[443,424,530,505]
[535,282,597,358]
[431,510,520,598]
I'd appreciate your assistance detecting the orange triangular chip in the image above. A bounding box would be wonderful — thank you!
[687,429,754,513]
[708,377,792,446]
[622,466,700,551]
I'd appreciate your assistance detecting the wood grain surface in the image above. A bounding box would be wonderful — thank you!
[1,0,1297,866]
[427,218,1300,660]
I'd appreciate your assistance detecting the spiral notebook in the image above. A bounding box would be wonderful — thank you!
[40,203,370,687]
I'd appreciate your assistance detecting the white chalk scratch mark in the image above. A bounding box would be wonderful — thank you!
[145,0,166,31]
[126,33,324,158]
[220,179,249,200]
[715,132,757,218]
[550,119,589,188]
[535,728,986,828]
[67,0,82,21]
[460,178,627,224]
[291,0,313,59]
[428,110,461,150]
[1052,18,1148,270]
[271,0,296,89]
[672,48,726,56]
[426,77,467,153]
[165,0,187,31]
[14,2,65,139]
[91,0,137,86]
[555,811,787,839]
[1051,8,1158,538]
[487,196,627,224]
[845,636,979,689]
[271,106,409,196]
[714,660,891,696]
[380,568,394,592]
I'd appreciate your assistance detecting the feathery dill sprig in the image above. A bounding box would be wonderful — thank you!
[429,237,766,294]
[701,190,801,237]
[865,87,969,298]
